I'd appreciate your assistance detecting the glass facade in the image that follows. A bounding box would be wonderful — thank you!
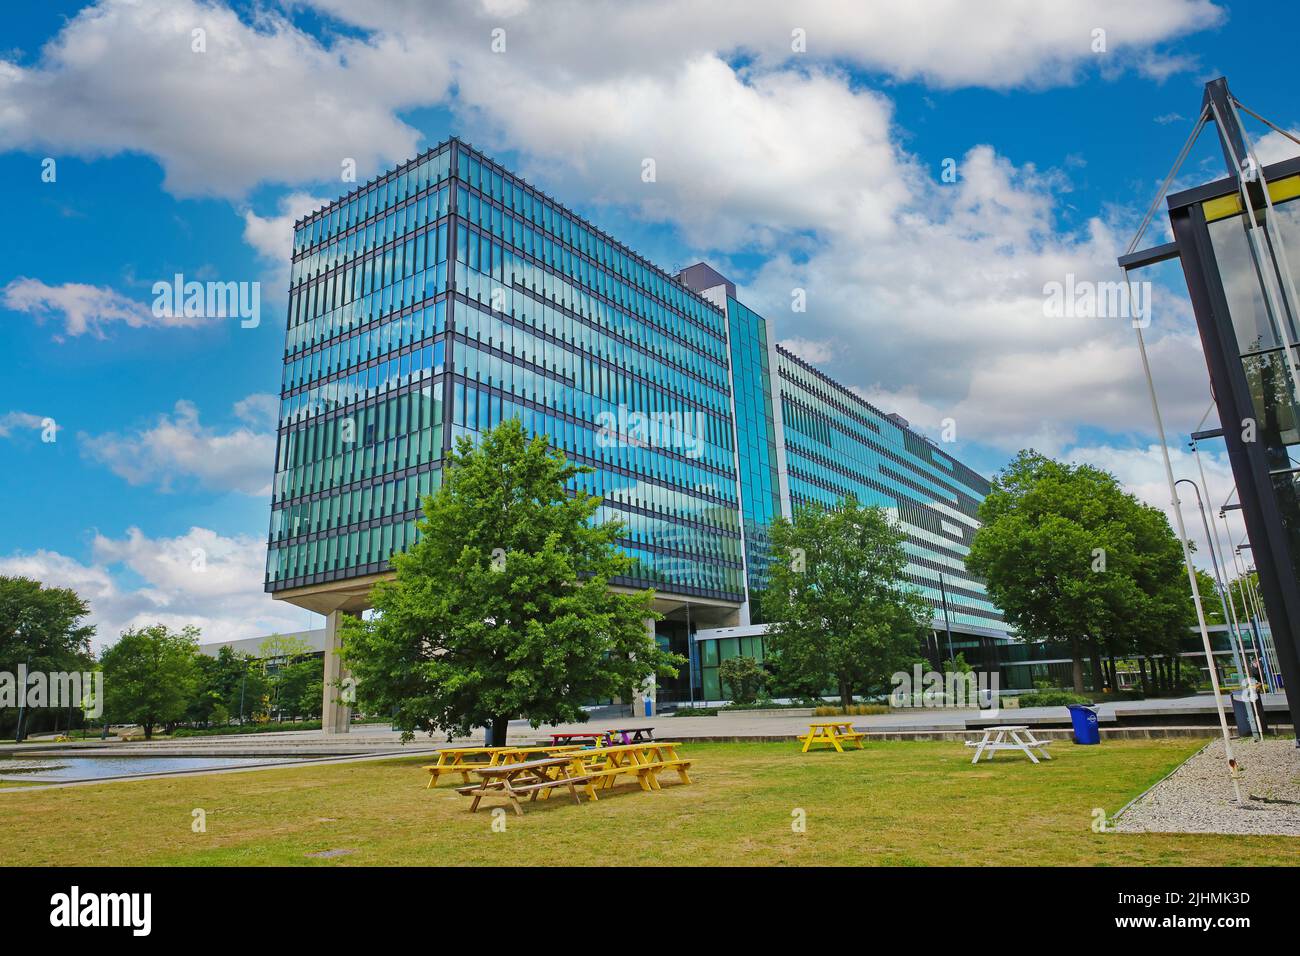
[725,296,783,603]
[267,137,1005,651]
[268,139,744,601]
[267,143,455,591]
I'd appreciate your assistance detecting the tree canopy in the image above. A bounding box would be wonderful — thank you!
[763,497,930,709]
[0,575,97,738]
[967,450,1193,693]
[342,418,680,745]
[100,624,201,739]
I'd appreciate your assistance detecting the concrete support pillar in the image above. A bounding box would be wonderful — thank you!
[322,610,353,734]
[632,617,657,718]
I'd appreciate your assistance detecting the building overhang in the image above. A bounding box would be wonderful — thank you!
[272,575,743,624]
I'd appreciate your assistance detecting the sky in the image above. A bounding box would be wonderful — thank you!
[1,0,1297,649]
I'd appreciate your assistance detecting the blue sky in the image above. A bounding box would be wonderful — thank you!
[1,0,1296,646]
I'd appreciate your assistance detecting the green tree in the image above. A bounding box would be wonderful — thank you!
[718,655,766,706]
[258,634,317,720]
[273,658,322,720]
[0,576,97,739]
[763,498,930,710]
[100,624,201,739]
[967,450,1193,694]
[1189,567,1225,625]
[188,646,268,725]
[342,418,680,745]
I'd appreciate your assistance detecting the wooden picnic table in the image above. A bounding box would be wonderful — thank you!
[798,721,866,753]
[457,755,597,815]
[574,741,692,791]
[422,744,583,787]
[605,726,655,744]
[549,731,608,746]
[965,725,1053,764]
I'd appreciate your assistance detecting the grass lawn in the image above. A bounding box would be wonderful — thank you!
[0,738,1293,865]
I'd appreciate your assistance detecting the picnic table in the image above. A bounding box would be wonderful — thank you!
[605,726,655,744]
[575,741,692,791]
[457,755,598,816]
[549,731,608,746]
[422,744,583,787]
[965,725,1053,764]
[798,721,866,753]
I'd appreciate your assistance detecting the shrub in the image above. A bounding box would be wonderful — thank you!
[172,720,323,737]
[1016,690,1094,708]
[813,704,891,716]
[718,656,766,706]
[668,707,718,717]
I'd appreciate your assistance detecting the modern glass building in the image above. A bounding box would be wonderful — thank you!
[267,138,1006,723]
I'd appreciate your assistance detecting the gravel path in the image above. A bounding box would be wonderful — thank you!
[1115,737,1300,837]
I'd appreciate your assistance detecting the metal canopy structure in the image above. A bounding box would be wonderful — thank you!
[1147,77,1300,740]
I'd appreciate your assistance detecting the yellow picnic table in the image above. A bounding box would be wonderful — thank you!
[573,741,693,791]
[422,744,584,787]
[798,721,866,753]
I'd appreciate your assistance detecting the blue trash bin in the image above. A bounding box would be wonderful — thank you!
[1067,703,1100,745]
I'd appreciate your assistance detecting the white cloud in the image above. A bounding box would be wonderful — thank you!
[0,0,1222,203]
[778,338,835,365]
[1,277,195,339]
[0,0,450,198]
[0,411,53,439]
[1252,127,1300,166]
[232,393,280,430]
[310,0,1221,90]
[80,398,274,496]
[0,528,311,651]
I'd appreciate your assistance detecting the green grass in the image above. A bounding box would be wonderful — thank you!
[0,739,1292,866]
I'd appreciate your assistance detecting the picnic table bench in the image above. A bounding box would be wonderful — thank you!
[456,755,597,815]
[798,721,867,753]
[965,725,1053,764]
[575,741,692,791]
[422,744,583,787]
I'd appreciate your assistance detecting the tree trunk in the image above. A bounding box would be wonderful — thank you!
[490,715,510,748]
[143,722,154,740]
[1069,637,1085,694]
[1088,638,1105,692]
[1108,655,1118,692]
[1138,657,1149,696]
[839,681,852,712]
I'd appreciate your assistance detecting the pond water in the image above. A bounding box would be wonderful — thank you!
[0,755,314,783]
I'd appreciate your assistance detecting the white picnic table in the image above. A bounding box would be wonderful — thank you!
[965,725,1053,764]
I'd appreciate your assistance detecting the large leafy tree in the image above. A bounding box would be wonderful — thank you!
[342,418,680,745]
[189,646,271,725]
[258,634,319,720]
[100,624,201,739]
[967,450,1193,694]
[763,498,930,710]
[0,576,97,738]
